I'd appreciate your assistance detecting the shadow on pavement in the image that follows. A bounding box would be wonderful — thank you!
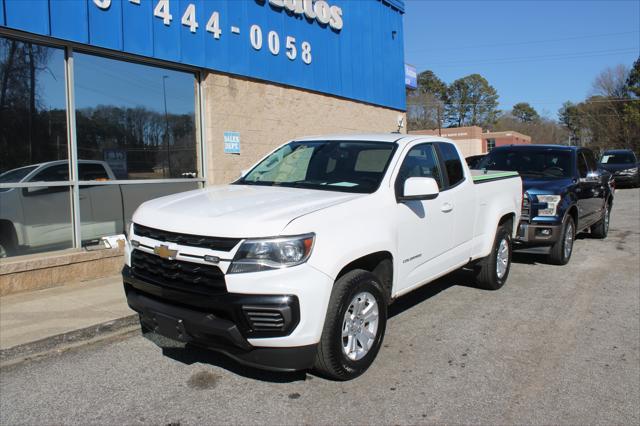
[143,332,308,383]
[389,268,478,319]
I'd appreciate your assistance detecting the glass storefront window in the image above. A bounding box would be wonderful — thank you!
[0,35,204,259]
[0,185,74,257]
[0,38,68,175]
[74,53,200,180]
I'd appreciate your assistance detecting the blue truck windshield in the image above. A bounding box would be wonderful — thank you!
[478,150,573,178]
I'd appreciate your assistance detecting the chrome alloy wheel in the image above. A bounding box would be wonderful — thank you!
[496,237,509,279]
[341,291,379,361]
[564,222,574,259]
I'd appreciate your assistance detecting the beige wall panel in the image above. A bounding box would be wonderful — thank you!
[203,73,406,185]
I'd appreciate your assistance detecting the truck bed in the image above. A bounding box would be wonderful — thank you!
[470,169,520,184]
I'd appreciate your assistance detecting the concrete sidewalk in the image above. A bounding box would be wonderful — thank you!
[0,274,136,363]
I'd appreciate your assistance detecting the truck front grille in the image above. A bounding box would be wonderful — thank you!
[521,195,531,222]
[131,249,226,295]
[133,224,240,252]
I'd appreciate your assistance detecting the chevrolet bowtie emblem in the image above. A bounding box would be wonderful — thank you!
[154,245,178,260]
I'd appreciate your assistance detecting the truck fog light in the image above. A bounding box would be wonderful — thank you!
[537,228,552,236]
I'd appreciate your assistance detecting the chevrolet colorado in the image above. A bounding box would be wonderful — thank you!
[123,134,522,380]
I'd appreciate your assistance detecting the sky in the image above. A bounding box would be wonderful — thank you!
[403,0,640,119]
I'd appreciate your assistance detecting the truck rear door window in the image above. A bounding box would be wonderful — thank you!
[437,143,464,187]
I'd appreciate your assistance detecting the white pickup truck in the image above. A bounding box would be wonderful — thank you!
[123,134,522,380]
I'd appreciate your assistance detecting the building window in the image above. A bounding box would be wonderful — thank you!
[0,37,74,256]
[0,35,204,258]
[74,53,200,180]
[487,138,496,152]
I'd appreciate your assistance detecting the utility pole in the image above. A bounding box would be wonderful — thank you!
[162,75,170,178]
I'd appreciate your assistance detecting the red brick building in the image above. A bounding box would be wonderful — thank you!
[410,126,531,156]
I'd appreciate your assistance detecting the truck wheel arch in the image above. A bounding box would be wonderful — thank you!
[499,213,516,236]
[335,251,394,304]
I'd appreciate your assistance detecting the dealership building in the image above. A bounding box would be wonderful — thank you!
[0,0,406,293]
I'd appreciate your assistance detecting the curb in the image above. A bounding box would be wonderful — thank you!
[0,314,140,368]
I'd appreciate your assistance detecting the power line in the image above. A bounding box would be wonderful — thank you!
[406,30,640,53]
[419,47,638,67]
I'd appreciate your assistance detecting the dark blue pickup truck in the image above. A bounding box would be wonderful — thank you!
[475,145,614,265]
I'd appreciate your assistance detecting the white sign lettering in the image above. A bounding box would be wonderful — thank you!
[261,0,343,31]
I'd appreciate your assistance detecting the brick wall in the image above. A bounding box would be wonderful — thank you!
[202,73,406,185]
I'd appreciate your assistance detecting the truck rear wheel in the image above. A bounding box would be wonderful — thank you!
[314,270,387,381]
[475,225,512,290]
[548,215,575,265]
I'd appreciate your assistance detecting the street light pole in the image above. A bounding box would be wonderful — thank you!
[162,75,170,178]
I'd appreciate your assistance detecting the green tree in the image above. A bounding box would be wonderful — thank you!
[445,74,499,128]
[406,70,447,131]
[512,102,540,123]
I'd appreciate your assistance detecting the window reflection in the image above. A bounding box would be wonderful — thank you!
[0,38,68,174]
[74,53,199,180]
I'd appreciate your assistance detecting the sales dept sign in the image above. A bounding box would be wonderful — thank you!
[224,132,241,154]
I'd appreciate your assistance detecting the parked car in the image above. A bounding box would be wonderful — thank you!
[475,145,613,265]
[0,160,198,257]
[0,160,122,257]
[599,149,639,188]
[466,154,486,169]
[123,134,523,379]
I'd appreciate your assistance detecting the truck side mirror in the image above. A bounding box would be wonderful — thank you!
[398,177,439,202]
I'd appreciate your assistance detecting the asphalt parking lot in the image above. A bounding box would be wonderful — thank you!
[1,189,638,425]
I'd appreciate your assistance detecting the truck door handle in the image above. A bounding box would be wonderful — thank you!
[441,202,454,213]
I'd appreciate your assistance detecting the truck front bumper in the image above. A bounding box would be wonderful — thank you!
[123,266,317,372]
[515,221,562,245]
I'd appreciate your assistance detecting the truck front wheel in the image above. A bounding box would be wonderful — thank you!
[314,270,387,381]
[548,215,575,265]
[475,225,512,290]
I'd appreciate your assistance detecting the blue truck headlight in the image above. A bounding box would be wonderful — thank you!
[620,167,638,176]
[537,195,561,216]
[228,234,315,273]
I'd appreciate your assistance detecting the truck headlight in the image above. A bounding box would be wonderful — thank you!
[228,234,315,274]
[537,195,561,216]
[621,167,638,175]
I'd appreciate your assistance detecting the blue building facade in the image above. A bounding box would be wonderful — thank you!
[0,0,406,110]
[0,0,406,262]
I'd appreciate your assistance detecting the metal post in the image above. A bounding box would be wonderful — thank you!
[64,47,82,250]
[162,75,170,178]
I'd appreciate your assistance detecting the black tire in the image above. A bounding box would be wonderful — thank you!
[548,215,575,265]
[0,224,17,258]
[475,225,512,290]
[314,270,387,381]
[591,202,611,239]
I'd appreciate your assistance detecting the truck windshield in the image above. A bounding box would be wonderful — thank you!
[0,165,38,183]
[477,149,573,178]
[237,141,397,193]
[600,153,636,164]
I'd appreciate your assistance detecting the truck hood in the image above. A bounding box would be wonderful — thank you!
[132,184,363,238]
[599,163,637,173]
[522,177,574,194]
